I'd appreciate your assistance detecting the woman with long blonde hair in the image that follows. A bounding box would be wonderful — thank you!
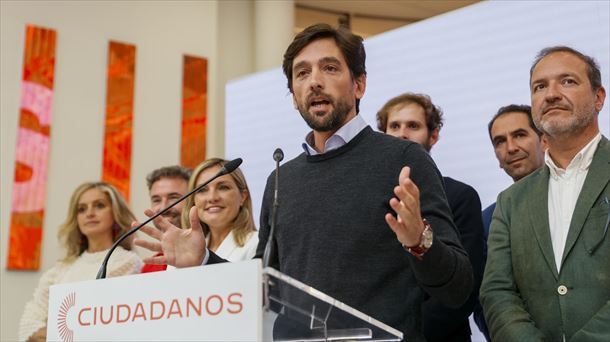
[19,182,142,342]
[181,158,258,261]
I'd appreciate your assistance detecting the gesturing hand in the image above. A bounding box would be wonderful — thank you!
[385,166,425,248]
[134,206,207,268]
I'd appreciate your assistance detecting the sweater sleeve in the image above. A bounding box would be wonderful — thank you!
[423,180,485,339]
[405,144,474,308]
[18,263,67,341]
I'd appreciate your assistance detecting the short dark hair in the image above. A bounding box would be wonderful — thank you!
[282,23,367,113]
[487,104,541,141]
[530,46,602,91]
[146,165,192,190]
[376,92,443,133]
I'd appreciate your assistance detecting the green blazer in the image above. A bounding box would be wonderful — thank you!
[480,136,610,342]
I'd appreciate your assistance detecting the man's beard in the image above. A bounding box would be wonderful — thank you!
[298,91,353,132]
[535,104,595,137]
[421,139,433,152]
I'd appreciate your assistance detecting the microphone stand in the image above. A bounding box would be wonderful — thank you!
[263,148,283,268]
[263,148,283,311]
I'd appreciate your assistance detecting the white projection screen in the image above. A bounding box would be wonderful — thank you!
[226,0,610,223]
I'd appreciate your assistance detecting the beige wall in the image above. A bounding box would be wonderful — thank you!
[1,1,294,339]
[0,1,283,340]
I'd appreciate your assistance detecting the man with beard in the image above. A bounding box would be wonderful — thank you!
[480,46,609,341]
[140,165,191,273]
[475,104,545,340]
[376,92,485,342]
[135,24,473,341]
[482,104,545,236]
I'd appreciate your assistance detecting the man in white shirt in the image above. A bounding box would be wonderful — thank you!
[146,165,191,229]
[480,46,609,341]
[141,165,191,273]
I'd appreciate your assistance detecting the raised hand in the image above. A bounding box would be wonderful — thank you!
[385,166,425,248]
[134,206,207,268]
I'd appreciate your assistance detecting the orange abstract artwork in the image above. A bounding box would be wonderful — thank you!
[180,55,208,169]
[102,41,136,201]
[7,25,57,270]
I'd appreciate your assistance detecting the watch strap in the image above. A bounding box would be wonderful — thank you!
[403,219,432,261]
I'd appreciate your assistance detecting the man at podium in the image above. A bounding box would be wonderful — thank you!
[135,24,473,341]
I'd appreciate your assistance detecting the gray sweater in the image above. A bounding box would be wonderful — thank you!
[256,126,473,341]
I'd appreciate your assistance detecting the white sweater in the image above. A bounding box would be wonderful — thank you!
[18,247,142,341]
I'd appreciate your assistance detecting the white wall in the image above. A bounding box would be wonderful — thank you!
[227,0,610,222]
[1,1,296,339]
[360,0,610,208]
[0,2,220,340]
[226,3,609,338]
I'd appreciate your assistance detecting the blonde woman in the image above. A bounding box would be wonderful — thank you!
[19,182,142,342]
[181,158,258,261]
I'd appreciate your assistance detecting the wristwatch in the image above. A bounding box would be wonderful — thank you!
[403,218,433,261]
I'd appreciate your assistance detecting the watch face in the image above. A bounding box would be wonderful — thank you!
[422,229,433,249]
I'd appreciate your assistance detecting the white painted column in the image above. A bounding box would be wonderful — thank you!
[254,0,295,72]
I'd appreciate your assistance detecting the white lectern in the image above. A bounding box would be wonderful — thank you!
[47,259,402,341]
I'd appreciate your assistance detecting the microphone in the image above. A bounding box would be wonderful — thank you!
[262,148,283,269]
[273,148,284,163]
[96,158,243,279]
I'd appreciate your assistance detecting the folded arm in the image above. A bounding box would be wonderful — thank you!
[479,197,544,341]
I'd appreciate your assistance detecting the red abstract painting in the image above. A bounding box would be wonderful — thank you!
[101,41,136,201]
[7,25,57,270]
[180,55,208,169]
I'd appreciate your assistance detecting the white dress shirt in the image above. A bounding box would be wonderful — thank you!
[546,133,602,272]
[208,230,258,262]
[302,115,368,155]
[201,230,258,265]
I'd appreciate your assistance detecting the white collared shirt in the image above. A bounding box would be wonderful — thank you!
[201,231,258,265]
[546,133,602,272]
[206,230,258,262]
[302,115,368,155]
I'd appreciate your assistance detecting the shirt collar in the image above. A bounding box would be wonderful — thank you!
[545,132,602,178]
[302,115,368,156]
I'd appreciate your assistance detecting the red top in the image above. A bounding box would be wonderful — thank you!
[140,252,168,273]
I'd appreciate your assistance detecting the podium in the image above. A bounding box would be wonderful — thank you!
[47,259,402,341]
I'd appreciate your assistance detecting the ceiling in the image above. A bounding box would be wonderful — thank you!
[295,0,480,37]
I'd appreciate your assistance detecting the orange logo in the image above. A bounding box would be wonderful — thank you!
[55,291,244,339]
[57,292,75,342]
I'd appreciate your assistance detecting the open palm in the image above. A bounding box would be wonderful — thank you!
[134,206,206,268]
